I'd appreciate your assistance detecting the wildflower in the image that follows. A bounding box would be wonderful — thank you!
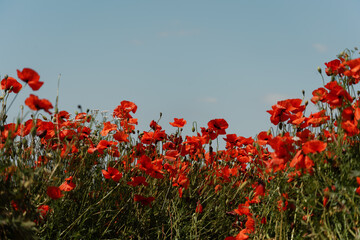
[133,194,155,207]
[100,121,117,136]
[234,201,251,216]
[37,205,51,219]
[170,118,187,128]
[113,130,129,142]
[17,68,44,91]
[59,176,76,191]
[356,177,360,195]
[127,176,148,187]
[1,77,22,93]
[324,59,344,76]
[267,98,305,125]
[324,81,353,108]
[113,100,137,119]
[302,140,327,154]
[25,94,53,114]
[342,58,360,84]
[102,167,122,182]
[195,201,203,213]
[207,118,228,135]
[47,186,63,200]
[311,87,327,104]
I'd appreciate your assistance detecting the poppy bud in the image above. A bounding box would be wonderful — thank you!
[42,115,48,121]
[317,67,322,74]
[267,128,271,136]
[302,90,305,96]
[4,75,8,80]
[192,126,195,132]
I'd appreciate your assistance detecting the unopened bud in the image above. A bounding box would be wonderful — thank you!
[317,67,322,74]
[160,112,162,118]
[4,75,8,80]
[192,126,195,132]
[302,90,305,96]
[267,129,271,136]
[305,100,309,106]
[42,115,48,121]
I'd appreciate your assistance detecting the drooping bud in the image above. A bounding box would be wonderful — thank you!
[317,67,322,74]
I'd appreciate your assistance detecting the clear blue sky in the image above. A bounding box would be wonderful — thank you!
[1,0,360,140]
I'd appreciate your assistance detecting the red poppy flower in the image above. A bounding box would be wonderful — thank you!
[1,77,22,93]
[37,205,51,219]
[113,130,129,142]
[141,130,166,144]
[100,121,117,136]
[170,118,187,128]
[25,94,53,114]
[17,68,44,91]
[133,194,155,207]
[342,58,360,84]
[324,59,345,76]
[341,120,360,137]
[149,120,162,130]
[234,201,251,216]
[102,167,122,182]
[47,186,63,200]
[195,201,203,213]
[302,140,327,154]
[267,99,305,125]
[324,81,353,108]
[127,176,148,187]
[59,176,76,191]
[306,110,330,127]
[245,216,255,232]
[113,100,137,119]
[207,118,229,135]
[356,177,360,195]
[88,140,117,154]
[311,87,328,104]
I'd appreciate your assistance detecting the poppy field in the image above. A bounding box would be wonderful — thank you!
[1,48,360,239]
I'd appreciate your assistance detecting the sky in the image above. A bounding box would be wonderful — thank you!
[1,0,360,143]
